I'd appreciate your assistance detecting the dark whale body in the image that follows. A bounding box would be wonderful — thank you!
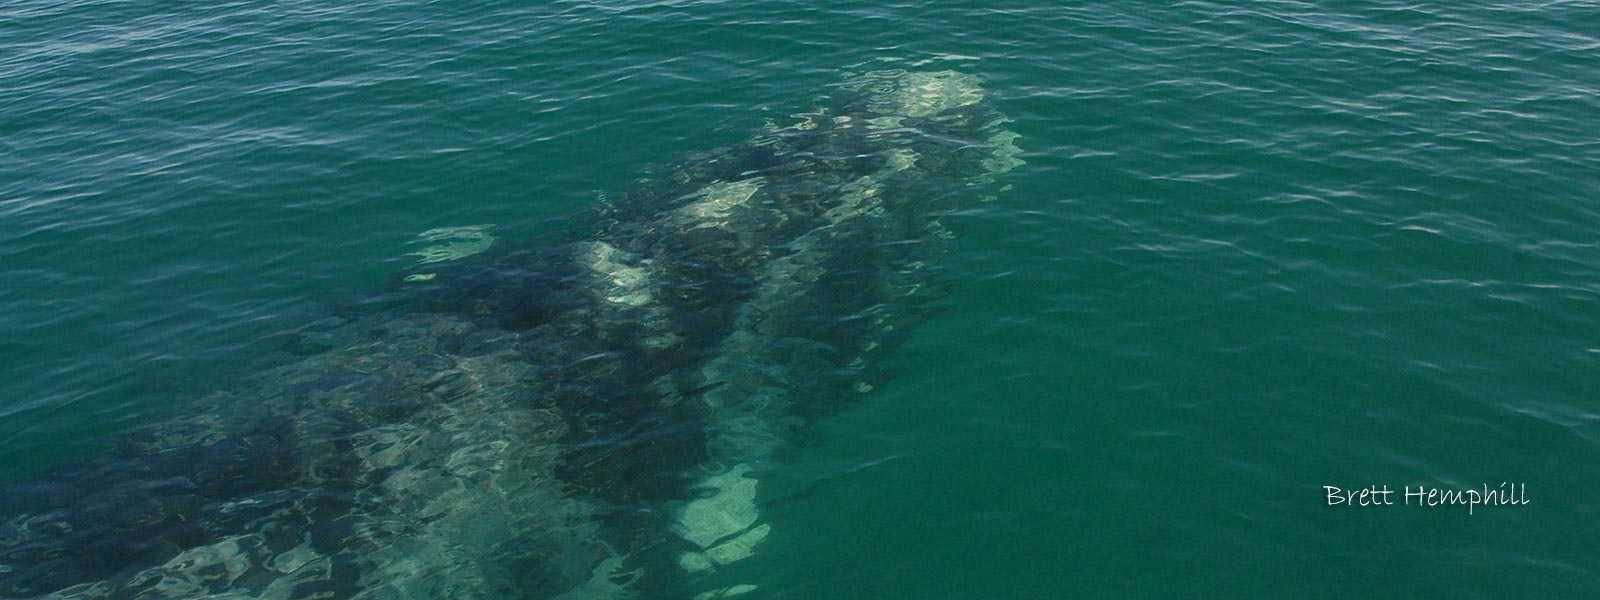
[0,69,1021,600]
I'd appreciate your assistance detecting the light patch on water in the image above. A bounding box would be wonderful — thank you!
[674,464,762,549]
[674,463,770,574]
[698,523,770,565]
[864,115,905,130]
[819,150,916,225]
[694,584,759,600]
[406,225,496,264]
[904,53,981,66]
[983,129,1026,174]
[820,175,885,225]
[845,70,986,118]
[576,241,655,307]
[885,147,921,172]
[675,178,764,228]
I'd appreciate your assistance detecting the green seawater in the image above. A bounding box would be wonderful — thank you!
[2,0,1596,597]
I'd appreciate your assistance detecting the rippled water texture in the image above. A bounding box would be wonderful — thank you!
[3,0,1597,598]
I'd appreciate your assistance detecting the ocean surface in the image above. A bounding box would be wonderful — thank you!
[2,0,1597,598]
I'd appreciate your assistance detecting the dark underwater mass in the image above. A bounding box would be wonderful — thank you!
[0,69,1021,599]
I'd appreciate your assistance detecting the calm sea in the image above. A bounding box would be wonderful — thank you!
[2,0,1597,597]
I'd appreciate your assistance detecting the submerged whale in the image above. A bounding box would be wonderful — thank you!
[0,68,1022,600]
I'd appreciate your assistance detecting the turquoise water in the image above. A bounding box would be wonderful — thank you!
[2,0,1597,598]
